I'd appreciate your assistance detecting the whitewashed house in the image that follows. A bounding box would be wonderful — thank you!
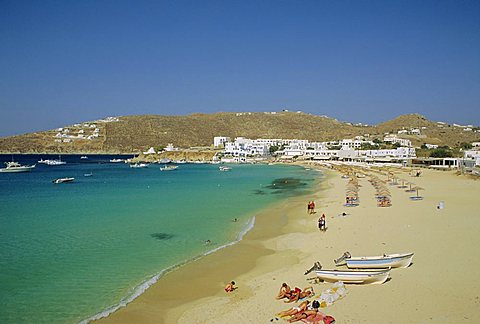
[214,136,231,148]
[383,135,412,147]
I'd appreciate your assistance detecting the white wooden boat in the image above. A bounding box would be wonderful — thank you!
[315,268,390,284]
[160,165,178,171]
[335,252,414,269]
[52,177,75,184]
[0,161,36,173]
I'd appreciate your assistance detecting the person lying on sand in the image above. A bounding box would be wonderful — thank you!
[276,282,292,300]
[277,300,310,318]
[285,286,314,303]
[288,300,327,323]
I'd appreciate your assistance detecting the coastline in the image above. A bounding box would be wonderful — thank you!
[97,165,480,323]
[95,167,327,323]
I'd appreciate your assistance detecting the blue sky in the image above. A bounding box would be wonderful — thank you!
[1,0,479,136]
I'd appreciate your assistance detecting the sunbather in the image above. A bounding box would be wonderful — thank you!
[277,300,310,318]
[288,300,325,323]
[285,286,314,303]
[276,282,292,300]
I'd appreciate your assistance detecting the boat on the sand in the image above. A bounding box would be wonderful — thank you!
[315,268,390,284]
[334,252,414,269]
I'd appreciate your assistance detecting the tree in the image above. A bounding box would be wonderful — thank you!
[373,138,382,144]
[460,142,473,150]
[392,142,401,148]
[269,145,279,154]
[430,148,453,158]
[360,143,378,150]
[420,143,428,149]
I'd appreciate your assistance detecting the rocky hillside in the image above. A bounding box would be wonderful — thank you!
[0,112,478,153]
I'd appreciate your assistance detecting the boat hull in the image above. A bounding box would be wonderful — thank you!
[53,177,75,183]
[315,269,390,284]
[345,253,414,269]
[0,165,36,173]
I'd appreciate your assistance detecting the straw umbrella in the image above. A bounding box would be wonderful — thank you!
[410,186,424,200]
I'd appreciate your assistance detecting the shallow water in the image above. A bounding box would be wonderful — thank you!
[0,155,319,323]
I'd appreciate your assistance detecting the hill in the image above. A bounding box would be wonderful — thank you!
[0,112,478,153]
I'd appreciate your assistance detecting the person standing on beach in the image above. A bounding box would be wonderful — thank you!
[318,214,326,231]
[307,201,312,214]
[311,201,316,214]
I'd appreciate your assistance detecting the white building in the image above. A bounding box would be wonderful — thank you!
[425,144,439,149]
[164,143,179,151]
[224,137,269,157]
[143,147,156,155]
[214,136,231,148]
[464,150,480,166]
[383,135,412,147]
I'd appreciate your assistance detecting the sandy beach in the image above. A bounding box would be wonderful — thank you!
[98,165,480,323]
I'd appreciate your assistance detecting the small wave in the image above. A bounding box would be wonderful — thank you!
[81,216,256,323]
[204,215,255,256]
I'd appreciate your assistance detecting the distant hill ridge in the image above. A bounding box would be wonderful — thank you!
[0,112,478,153]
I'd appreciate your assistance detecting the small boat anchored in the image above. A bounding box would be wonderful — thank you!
[219,166,232,171]
[52,177,75,184]
[130,163,149,168]
[109,158,124,163]
[160,165,178,171]
[334,251,414,269]
[80,156,88,159]
[0,161,36,173]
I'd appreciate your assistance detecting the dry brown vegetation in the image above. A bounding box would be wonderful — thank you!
[0,112,478,153]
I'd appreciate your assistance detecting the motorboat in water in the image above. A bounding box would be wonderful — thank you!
[84,173,93,177]
[43,156,66,165]
[80,156,88,159]
[159,158,171,164]
[334,252,414,269]
[52,177,75,184]
[109,158,124,163]
[219,166,232,171]
[160,165,178,171]
[45,159,66,165]
[130,163,149,168]
[0,161,36,173]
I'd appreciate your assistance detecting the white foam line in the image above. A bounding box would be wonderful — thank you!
[81,216,256,323]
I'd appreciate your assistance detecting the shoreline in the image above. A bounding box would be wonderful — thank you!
[97,164,480,323]
[96,167,327,323]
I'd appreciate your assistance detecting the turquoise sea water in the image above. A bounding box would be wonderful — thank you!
[0,155,320,323]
